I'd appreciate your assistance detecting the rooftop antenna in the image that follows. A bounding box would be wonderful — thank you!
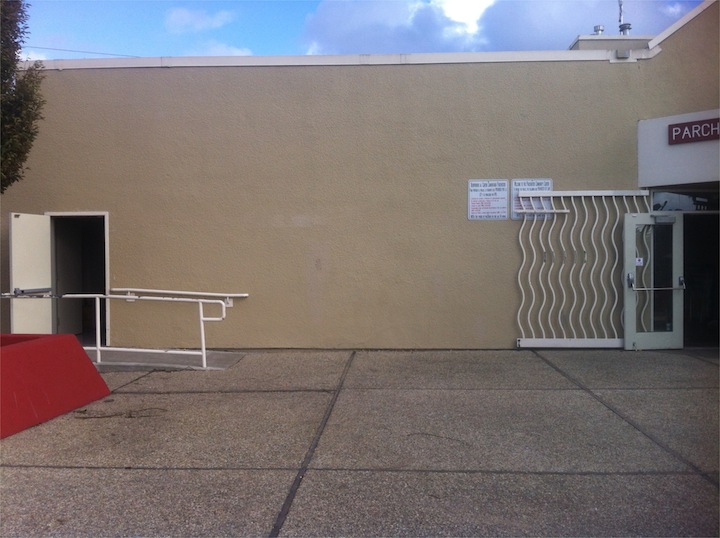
[619,0,632,35]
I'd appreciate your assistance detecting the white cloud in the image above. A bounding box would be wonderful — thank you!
[302,0,702,55]
[306,41,322,56]
[303,0,493,55]
[471,0,704,52]
[194,40,252,57]
[432,0,496,34]
[165,7,236,34]
[21,48,48,61]
[660,2,687,17]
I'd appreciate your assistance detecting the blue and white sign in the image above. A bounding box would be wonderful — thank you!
[511,178,553,220]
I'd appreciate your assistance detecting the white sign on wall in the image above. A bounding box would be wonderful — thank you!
[638,109,720,187]
[511,178,553,220]
[468,180,509,220]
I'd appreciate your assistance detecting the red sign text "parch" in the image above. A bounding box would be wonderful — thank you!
[668,118,719,145]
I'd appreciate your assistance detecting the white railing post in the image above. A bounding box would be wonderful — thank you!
[199,301,207,369]
[95,296,102,363]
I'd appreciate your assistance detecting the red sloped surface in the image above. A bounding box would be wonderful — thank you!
[1,334,111,439]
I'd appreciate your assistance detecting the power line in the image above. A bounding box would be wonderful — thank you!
[26,45,140,58]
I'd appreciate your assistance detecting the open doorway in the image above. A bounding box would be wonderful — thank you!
[51,214,107,346]
[684,213,719,347]
[652,190,719,347]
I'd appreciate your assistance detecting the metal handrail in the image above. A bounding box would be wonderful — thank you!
[65,293,229,368]
[2,290,248,369]
[111,287,248,306]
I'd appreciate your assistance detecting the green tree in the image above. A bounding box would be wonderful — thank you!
[1,0,44,194]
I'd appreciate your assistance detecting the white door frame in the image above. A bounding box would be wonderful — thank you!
[623,212,684,350]
[46,211,110,346]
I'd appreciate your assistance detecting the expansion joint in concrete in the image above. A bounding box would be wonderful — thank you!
[268,350,357,537]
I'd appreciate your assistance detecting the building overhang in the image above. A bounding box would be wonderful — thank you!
[638,109,720,189]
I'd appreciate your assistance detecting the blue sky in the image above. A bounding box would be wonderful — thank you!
[24,0,704,60]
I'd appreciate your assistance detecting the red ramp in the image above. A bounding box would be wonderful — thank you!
[1,334,111,439]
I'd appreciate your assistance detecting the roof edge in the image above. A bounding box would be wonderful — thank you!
[27,49,627,71]
[568,34,654,51]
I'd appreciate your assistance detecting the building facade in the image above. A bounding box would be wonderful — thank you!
[2,0,718,350]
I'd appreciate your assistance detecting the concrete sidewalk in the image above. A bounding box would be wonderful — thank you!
[1,348,717,537]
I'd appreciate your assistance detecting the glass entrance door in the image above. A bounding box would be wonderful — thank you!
[623,213,684,350]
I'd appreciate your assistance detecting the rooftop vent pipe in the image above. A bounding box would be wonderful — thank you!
[594,25,604,35]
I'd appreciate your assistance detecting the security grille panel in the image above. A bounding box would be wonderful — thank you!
[516,190,650,348]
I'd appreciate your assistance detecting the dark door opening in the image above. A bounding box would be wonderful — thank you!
[684,213,719,347]
[52,216,107,346]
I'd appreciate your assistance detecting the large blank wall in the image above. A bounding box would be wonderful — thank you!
[1,2,717,348]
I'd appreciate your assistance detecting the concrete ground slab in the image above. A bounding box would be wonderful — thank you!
[674,348,720,363]
[0,392,330,469]
[311,389,690,472]
[114,351,351,393]
[595,388,719,473]
[0,467,294,538]
[280,470,719,537]
[537,349,719,388]
[346,350,575,389]
[100,371,150,391]
[1,348,717,537]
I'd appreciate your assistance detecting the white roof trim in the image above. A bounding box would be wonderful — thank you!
[31,49,646,71]
[648,0,716,49]
[567,34,654,50]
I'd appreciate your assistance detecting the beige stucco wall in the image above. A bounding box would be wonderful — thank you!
[1,2,717,349]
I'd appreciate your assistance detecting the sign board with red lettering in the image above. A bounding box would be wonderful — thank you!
[638,109,719,188]
[668,118,719,145]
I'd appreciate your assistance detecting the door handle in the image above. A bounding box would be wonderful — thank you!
[627,274,686,292]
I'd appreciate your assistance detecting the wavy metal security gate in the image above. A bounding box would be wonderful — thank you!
[516,190,650,348]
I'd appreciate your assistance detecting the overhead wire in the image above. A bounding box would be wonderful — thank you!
[25,45,140,58]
